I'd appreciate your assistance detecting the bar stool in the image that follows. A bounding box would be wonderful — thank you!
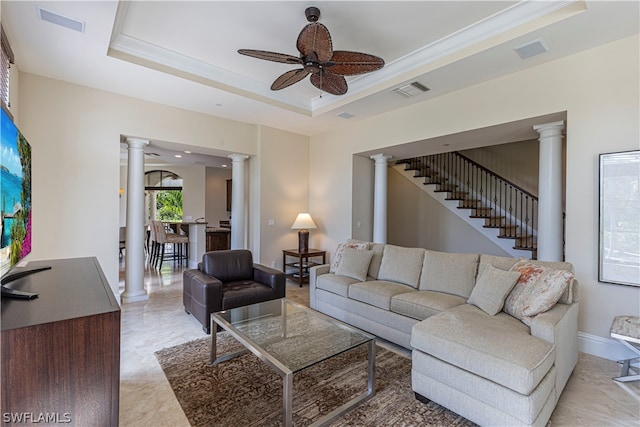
[610,315,640,382]
[150,221,189,269]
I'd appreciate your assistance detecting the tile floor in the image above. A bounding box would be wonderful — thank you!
[118,263,639,426]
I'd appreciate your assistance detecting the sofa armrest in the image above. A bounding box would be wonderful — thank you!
[309,264,330,309]
[530,302,579,398]
[253,264,286,298]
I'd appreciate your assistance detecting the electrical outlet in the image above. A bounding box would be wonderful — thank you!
[267,219,275,227]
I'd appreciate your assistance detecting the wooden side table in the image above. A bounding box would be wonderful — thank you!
[282,249,327,287]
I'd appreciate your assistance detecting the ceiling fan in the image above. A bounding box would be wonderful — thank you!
[238,7,385,96]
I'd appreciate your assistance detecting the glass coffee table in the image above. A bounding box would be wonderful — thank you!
[210,298,375,427]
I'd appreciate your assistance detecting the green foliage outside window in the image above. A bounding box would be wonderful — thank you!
[156,190,183,221]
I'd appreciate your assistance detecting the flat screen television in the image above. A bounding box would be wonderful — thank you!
[1,105,49,299]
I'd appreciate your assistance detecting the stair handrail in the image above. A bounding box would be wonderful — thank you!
[452,151,537,201]
[397,152,540,254]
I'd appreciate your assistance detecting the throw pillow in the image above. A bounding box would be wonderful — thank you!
[504,258,574,320]
[377,245,426,288]
[335,248,374,282]
[467,264,521,315]
[419,250,480,298]
[330,242,369,273]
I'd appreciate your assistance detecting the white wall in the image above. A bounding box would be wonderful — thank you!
[309,35,640,358]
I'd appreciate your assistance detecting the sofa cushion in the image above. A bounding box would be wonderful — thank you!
[335,248,374,281]
[391,290,467,320]
[411,304,555,395]
[349,280,415,310]
[367,243,385,279]
[377,245,425,288]
[419,251,479,298]
[330,241,369,273]
[504,259,574,321]
[468,264,521,315]
[316,273,360,297]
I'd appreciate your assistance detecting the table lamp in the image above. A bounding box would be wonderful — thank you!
[291,213,317,253]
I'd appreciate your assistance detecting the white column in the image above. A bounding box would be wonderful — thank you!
[229,154,249,249]
[370,154,392,243]
[122,138,149,303]
[534,121,565,261]
[149,190,157,221]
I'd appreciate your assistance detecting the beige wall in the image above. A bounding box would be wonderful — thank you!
[388,168,512,256]
[205,167,232,226]
[17,73,308,297]
[309,35,640,350]
[461,139,540,196]
[252,126,310,269]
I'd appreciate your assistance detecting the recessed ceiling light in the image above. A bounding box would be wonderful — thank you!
[222,164,228,168]
[184,150,191,154]
[174,154,182,158]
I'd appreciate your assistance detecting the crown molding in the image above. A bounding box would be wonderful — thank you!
[108,0,583,117]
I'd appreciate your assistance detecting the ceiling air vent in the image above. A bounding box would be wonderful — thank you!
[514,38,548,59]
[337,112,355,119]
[145,152,160,157]
[393,81,430,98]
[37,7,85,33]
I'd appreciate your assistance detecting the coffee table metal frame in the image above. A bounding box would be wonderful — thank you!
[210,298,375,427]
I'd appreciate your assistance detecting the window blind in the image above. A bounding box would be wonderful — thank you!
[1,24,15,108]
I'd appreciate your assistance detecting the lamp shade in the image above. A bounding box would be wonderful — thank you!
[291,213,317,230]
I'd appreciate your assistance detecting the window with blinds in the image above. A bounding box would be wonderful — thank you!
[1,24,15,108]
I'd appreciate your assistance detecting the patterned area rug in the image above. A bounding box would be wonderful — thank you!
[155,333,476,426]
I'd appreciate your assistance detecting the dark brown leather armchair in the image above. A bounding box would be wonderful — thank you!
[183,249,286,333]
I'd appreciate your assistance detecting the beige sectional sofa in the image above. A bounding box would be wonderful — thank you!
[309,240,579,427]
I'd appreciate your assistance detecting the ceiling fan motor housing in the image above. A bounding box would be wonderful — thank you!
[305,7,320,22]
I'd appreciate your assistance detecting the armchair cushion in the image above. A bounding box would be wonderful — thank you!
[201,250,253,282]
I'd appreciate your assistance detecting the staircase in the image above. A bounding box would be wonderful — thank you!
[396,152,539,259]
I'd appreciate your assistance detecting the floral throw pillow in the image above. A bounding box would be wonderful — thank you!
[504,258,574,321]
[330,242,369,273]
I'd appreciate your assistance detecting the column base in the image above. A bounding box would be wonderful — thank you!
[121,291,149,304]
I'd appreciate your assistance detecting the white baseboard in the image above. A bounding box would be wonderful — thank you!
[579,331,639,364]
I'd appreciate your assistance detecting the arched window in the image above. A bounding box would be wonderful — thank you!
[144,170,182,190]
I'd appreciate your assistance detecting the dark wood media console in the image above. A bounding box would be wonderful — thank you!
[1,257,121,426]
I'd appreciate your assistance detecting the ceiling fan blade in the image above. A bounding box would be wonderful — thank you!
[297,23,333,62]
[328,51,385,76]
[310,71,347,96]
[238,49,302,65]
[271,69,310,91]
